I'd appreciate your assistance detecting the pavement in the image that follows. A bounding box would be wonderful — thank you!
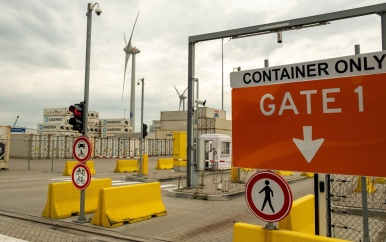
[0,156,314,242]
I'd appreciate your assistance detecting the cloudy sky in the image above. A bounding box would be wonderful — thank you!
[0,0,384,131]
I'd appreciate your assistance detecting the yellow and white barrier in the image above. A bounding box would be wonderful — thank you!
[42,178,112,219]
[91,182,167,228]
[233,223,351,242]
[155,158,174,170]
[63,160,96,176]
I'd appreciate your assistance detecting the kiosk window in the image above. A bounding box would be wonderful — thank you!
[221,142,230,155]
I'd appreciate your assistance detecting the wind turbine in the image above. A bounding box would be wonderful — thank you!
[174,85,188,111]
[122,12,140,132]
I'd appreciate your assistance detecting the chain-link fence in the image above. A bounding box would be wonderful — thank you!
[329,174,386,241]
[9,134,173,159]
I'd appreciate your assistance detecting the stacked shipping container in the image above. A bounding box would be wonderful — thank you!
[154,107,232,139]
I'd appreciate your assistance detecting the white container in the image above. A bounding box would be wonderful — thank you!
[160,111,187,121]
[197,107,226,119]
[44,108,71,116]
[88,118,100,126]
[0,126,10,168]
[160,120,187,131]
[198,129,232,137]
[100,133,116,138]
[38,123,72,131]
[155,130,174,139]
[101,125,132,133]
[100,119,129,126]
[43,116,72,123]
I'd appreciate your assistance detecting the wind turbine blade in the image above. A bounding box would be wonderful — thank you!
[174,85,181,96]
[181,87,188,95]
[127,12,140,48]
[124,32,127,46]
[179,99,183,111]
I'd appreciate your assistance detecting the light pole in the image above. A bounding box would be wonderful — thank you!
[76,2,102,224]
[137,78,144,176]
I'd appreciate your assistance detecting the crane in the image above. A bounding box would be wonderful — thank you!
[13,115,19,127]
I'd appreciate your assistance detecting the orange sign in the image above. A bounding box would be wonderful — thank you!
[232,73,386,177]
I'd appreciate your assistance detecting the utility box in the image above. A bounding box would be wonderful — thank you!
[173,131,187,160]
[198,134,231,171]
[0,126,11,169]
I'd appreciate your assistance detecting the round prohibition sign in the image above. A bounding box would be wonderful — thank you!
[71,163,91,190]
[245,171,293,222]
[72,136,92,163]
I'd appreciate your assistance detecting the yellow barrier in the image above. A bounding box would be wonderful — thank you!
[91,182,167,228]
[63,160,96,176]
[275,170,293,176]
[114,159,139,173]
[42,178,112,219]
[278,194,314,234]
[233,223,351,242]
[301,172,314,178]
[155,158,174,170]
[374,177,386,184]
[354,177,376,193]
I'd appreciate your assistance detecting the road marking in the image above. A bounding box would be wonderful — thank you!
[49,177,176,189]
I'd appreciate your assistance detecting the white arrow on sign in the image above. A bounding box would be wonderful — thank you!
[293,126,324,163]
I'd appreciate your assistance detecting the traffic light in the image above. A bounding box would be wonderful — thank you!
[69,102,84,133]
[142,123,148,138]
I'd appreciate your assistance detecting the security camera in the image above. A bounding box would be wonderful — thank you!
[277,31,282,43]
[95,8,102,16]
[195,99,206,106]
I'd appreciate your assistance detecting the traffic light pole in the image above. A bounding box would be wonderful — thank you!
[138,78,144,176]
[76,3,93,224]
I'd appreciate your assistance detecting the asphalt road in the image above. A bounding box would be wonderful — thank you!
[0,158,315,241]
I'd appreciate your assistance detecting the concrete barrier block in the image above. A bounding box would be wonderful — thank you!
[91,182,167,228]
[155,158,174,170]
[354,177,376,193]
[114,159,139,173]
[63,160,96,176]
[278,194,314,234]
[42,178,112,219]
[233,223,352,242]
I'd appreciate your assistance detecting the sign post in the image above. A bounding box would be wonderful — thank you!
[72,136,92,223]
[245,171,293,228]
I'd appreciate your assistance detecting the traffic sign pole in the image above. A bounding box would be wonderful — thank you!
[72,137,92,223]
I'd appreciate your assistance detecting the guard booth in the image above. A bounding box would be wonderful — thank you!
[0,126,10,170]
[198,134,231,171]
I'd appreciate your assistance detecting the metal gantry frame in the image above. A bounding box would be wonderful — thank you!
[187,3,386,240]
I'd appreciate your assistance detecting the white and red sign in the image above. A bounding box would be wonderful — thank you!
[71,163,91,190]
[231,51,386,177]
[72,137,92,163]
[245,171,293,222]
